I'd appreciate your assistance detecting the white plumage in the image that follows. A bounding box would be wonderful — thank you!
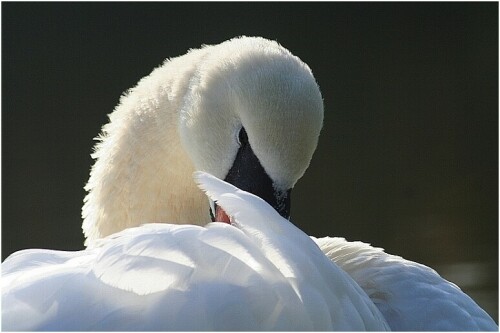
[2,36,497,331]
[314,237,497,330]
[2,173,389,331]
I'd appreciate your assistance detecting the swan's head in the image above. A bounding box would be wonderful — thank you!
[82,37,323,244]
[179,37,324,221]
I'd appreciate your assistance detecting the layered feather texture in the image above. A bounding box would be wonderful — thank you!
[1,172,389,331]
[3,36,496,331]
[314,237,498,330]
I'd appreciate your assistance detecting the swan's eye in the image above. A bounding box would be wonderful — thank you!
[238,127,248,147]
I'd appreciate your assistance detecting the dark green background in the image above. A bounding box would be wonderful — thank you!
[2,2,498,320]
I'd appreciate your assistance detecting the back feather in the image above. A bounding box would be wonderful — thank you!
[314,237,498,331]
[2,172,389,331]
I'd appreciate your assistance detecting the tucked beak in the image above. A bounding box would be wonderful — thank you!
[210,128,291,224]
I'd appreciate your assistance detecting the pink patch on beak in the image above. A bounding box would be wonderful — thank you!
[215,205,231,224]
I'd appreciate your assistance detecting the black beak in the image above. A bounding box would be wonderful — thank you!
[211,127,291,222]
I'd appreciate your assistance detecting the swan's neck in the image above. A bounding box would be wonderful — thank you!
[82,51,211,246]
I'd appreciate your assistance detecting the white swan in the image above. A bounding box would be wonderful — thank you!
[2,36,497,331]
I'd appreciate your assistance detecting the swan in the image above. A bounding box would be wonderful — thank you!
[2,36,497,331]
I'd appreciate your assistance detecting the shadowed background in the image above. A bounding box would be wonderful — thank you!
[2,2,498,320]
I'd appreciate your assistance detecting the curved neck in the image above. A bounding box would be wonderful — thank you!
[82,50,211,246]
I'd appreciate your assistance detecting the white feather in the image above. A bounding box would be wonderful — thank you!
[2,36,496,331]
[2,173,390,331]
[313,237,498,331]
